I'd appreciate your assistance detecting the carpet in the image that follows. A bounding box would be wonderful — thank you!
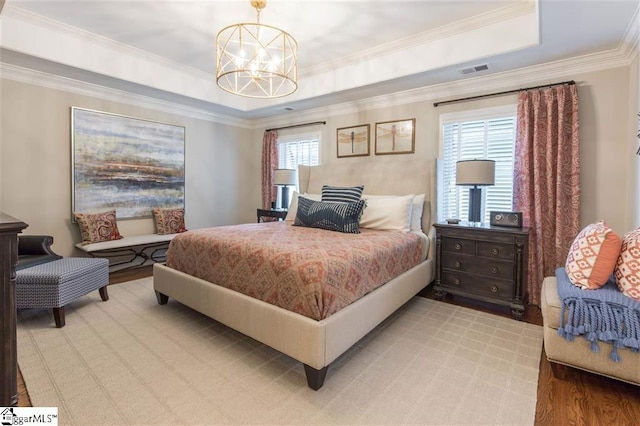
[17,278,542,425]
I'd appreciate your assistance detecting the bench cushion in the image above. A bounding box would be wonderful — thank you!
[75,233,179,252]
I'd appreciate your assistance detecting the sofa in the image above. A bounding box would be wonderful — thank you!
[541,275,640,386]
[16,235,62,271]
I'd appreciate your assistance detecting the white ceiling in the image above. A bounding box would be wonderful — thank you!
[0,0,638,120]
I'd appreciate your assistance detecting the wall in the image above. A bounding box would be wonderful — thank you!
[1,61,635,258]
[629,51,640,229]
[0,79,259,256]
[261,66,633,235]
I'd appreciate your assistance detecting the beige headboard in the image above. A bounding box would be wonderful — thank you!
[298,159,436,233]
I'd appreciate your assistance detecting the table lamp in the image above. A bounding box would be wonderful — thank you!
[274,169,297,210]
[456,159,495,223]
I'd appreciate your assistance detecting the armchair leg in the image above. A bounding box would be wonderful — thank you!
[99,285,109,301]
[53,307,65,328]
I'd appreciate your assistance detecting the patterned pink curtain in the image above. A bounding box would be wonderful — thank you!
[261,130,278,210]
[514,84,580,305]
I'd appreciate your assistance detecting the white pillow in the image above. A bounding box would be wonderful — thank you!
[410,194,425,232]
[285,191,321,222]
[360,194,414,232]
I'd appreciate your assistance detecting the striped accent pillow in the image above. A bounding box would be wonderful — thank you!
[321,185,364,203]
[294,196,366,233]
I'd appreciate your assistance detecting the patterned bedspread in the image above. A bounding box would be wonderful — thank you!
[166,222,424,320]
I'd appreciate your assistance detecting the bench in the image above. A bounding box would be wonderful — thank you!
[16,257,109,327]
[75,233,179,272]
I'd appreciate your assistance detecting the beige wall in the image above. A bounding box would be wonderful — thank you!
[629,52,640,229]
[1,61,636,257]
[0,79,259,256]
[262,66,634,235]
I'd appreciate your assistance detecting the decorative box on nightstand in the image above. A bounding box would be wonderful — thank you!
[433,222,529,320]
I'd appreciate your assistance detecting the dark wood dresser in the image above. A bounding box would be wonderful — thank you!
[0,212,28,406]
[433,222,529,320]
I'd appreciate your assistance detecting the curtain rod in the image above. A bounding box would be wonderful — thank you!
[266,121,326,132]
[433,80,576,107]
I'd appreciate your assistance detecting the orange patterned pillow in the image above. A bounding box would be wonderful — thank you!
[565,220,622,289]
[153,207,187,235]
[614,228,640,301]
[74,210,123,245]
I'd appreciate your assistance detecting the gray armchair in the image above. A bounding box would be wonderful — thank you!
[16,235,62,271]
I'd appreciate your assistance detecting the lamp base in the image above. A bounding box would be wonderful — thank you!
[468,186,482,223]
[281,186,290,210]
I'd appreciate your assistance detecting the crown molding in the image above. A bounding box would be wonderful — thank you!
[0,62,253,128]
[305,1,536,77]
[2,5,215,83]
[0,4,633,133]
[254,44,634,130]
[620,3,640,62]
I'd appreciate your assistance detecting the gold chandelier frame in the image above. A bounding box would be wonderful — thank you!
[216,1,298,98]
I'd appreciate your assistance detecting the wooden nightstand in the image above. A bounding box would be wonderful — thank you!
[257,208,288,223]
[433,222,529,320]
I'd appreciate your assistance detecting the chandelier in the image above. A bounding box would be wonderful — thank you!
[216,0,298,98]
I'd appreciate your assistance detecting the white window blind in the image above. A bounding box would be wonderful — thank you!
[440,108,516,223]
[277,134,320,170]
[276,133,320,205]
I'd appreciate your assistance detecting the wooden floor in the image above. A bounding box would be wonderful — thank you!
[18,267,640,424]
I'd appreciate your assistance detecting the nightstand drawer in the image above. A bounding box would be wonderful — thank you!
[442,238,476,255]
[476,241,514,260]
[441,272,512,301]
[442,256,513,280]
[434,222,529,320]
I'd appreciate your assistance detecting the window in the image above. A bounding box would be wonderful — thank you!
[276,132,320,205]
[439,106,517,223]
[277,132,320,171]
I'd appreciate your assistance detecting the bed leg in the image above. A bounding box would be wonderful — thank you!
[303,364,328,390]
[155,291,169,305]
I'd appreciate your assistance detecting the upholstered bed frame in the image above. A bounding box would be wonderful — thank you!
[153,159,436,389]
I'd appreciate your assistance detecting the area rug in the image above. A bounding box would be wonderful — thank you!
[17,278,542,425]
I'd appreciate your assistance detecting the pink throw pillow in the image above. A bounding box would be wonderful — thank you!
[153,207,187,235]
[565,220,622,289]
[74,210,123,245]
[614,228,640,301]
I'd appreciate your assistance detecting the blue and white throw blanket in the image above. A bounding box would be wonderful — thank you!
[556,267,640,362]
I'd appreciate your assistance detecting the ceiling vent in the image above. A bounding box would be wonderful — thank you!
[459,64,490,75]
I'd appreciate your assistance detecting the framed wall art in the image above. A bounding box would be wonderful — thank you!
[71,107,185,220]
[375,118,415,155]
[337,124,370,158]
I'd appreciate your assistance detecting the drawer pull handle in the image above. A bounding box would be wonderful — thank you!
[454,278,461,286]
[454,243,462,250]
[491,266,498,274]
[491,248,499,256]
[455,261,461,268]
[490,285,498,293]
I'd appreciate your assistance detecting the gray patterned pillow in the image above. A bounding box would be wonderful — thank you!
[293,196,366,233]
[321,185,364,203]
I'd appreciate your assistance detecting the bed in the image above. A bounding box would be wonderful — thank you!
[153,159,436,389]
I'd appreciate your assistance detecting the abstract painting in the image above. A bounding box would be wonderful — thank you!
[337,124,370,157]
[71,107,185,219]
[375,118,415,155]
